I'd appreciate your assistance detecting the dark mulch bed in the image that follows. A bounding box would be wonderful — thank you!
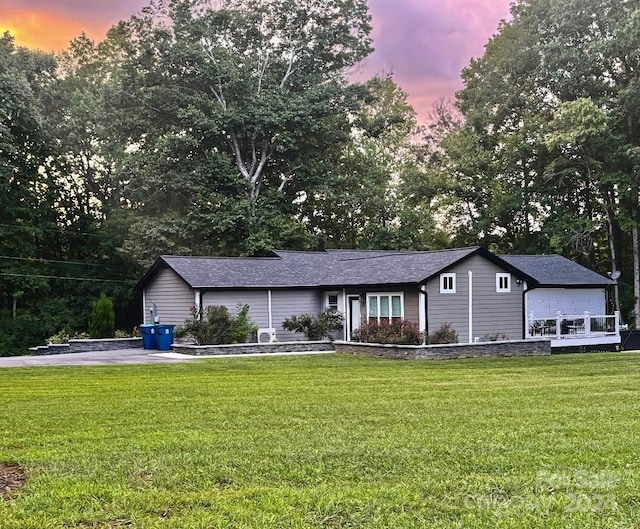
[1,463,25,498]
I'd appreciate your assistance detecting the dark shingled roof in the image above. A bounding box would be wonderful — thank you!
[499,255,614,287]
[141,247,486,289]
[272,247,483,287]
[136,248,613,291]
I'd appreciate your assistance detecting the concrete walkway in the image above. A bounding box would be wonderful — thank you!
[0,348,335,367]
[0,348,195,367]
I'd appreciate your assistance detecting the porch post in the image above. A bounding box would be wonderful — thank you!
[267,290,273,328]
[343,289,347,341]
[615,311,621,335]
[194,290,201,314]
[555,311,562,339]
[418,286,426,334]
[584,310,591,336]
[142,289,147,324]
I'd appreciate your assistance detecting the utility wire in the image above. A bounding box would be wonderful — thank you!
[0,272,135,284]
[0,223,113,239]
[0,256,113,268]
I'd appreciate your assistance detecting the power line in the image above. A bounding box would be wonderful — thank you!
[0,272,135,284]
[0,256,111,268]
[0,223,112,240]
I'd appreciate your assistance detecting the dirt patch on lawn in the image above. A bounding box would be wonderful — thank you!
[0,463,26,498]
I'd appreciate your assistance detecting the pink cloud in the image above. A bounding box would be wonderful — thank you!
[359,0,512,122]
[2,0,512,123]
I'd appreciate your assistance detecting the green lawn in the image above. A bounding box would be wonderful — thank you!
[1,353,639,528]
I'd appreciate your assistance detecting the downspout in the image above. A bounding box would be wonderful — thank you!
[468,271,473,343]
[418,286,429,345]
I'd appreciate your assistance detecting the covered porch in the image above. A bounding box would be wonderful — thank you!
[527,311,621,348]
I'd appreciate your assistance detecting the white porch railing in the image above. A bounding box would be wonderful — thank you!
[527,311,620,345]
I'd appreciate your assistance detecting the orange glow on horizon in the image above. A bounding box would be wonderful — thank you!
[1,10,111,52]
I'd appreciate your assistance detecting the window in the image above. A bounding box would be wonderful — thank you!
[324,292,339,311]
[367,293,403,323]
[496,273,511,293]
[440,273,456,294]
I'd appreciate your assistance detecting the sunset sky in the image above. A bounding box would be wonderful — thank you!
[1,0,513,122]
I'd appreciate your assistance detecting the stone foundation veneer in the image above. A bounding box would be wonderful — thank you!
[31,337,143,355]
[172,341,335,356]
[334,339,551,360]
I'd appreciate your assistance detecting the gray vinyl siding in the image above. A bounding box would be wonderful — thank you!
[426,254,524,343]
[470,258,523,341]
[426,273,470,343]
[404,289,420,325]
[144,268,195,324]
[271,289,323,341]
[202,291,271,329]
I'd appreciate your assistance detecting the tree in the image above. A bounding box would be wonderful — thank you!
[99,0,373,257]
[427,0,640,323]
[89,294,116,338]
[300,74,449,250]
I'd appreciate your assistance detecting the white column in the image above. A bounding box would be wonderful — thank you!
[142,289,147,324]
[468,271,473,343]
[523,282,529,339]
[194,290,201,314]
[267,290,273,328]
[584,310,591,336]
[418,286,426,334]
[343,289,348,341]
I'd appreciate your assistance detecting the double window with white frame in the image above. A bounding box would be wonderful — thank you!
[367,293,403,323]
[440,273,456,294]
[496,273,511,293]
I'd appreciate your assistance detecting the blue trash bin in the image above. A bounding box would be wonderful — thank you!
[140,324,157,350]
[155,325,175,351]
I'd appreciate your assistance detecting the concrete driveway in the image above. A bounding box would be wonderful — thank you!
[0,349,196,367]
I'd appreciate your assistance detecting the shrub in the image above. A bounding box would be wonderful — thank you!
[47,330,70,344]
[428,322,458,344]
[175,304,257,345]
[484,333,509,342]
[89,294,115,339]
[229,304,258,343]
[282,309,344,340]
[352,319,422,345]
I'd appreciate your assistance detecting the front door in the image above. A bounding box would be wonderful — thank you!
[348,296,361,340]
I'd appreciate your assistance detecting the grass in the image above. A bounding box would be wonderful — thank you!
[1,352,639,528]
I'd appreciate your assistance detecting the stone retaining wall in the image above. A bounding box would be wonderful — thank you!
[31,337,143,355]
[334,339,551,360]
[172,341,335,356]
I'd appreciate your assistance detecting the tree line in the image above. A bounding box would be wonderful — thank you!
[1,0,638,354]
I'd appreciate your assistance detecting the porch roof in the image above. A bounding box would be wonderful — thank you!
[499,254,615,287]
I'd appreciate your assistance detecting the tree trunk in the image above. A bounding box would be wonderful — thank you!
[632,182,640,328]
[603,186,622,320]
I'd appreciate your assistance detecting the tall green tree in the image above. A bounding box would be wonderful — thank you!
[300,74,449,250]
[97,0,373,259]
[428,0,640,323]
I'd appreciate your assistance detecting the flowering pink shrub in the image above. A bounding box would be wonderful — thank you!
[352,319,423,345]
